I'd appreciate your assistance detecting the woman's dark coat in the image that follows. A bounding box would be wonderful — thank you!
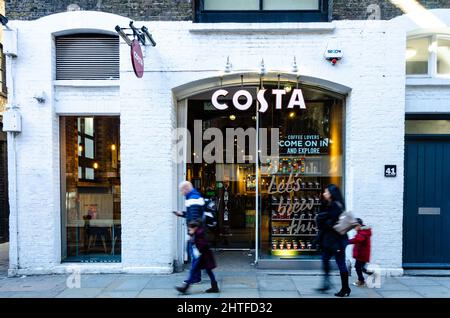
[315,201,348,253]
[192,227,216,270]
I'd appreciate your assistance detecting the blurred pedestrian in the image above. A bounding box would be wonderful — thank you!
[173,181,205,283]
[176,220,219,294]
[349,218,372,287]
[315,184,351,297]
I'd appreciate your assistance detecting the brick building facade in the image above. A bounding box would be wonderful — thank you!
[5,0,450,21]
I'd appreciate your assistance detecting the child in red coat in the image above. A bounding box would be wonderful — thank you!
[348,218,372,287]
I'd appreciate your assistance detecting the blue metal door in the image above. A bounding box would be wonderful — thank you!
[404,136,450,267]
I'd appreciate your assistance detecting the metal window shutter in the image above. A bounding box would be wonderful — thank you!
[56,35,120,80]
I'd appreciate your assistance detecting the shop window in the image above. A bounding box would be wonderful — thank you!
[406,37,429,75]
[406,35,450,77]
[258,88,344,260]
[195,0,328,23]
[437,38,450,75]
[183,84,344,261]
[56,34,119,80]
[60,116,121,263]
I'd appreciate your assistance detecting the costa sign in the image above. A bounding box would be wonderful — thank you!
[211,89,306,113]
[130,39,144,78]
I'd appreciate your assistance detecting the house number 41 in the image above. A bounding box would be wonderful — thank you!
[385,165,397,177]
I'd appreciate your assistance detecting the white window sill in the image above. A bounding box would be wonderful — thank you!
[189,22,336,33]
[53,80,120,87]
[406,77,450,86]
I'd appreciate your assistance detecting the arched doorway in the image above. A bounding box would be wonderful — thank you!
[174,73,350,268]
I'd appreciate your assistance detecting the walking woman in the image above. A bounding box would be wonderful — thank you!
[315,184,351,297]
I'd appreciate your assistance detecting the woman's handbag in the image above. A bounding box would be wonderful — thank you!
[333,202,358,235]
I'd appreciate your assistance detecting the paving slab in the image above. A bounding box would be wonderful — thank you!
[219,289,260,298]
[97,290,141,298]
[56,288,103,298]
[394,277,441,286]
[0,290,61,298]
[105,276,151,291]
[372,282,410,291]
[259,291,300,298]
[139,288,182,298]
[146,276,211,289]
[301,293,339,298]
[408,285,450,298]
[377,290,424,298]
[178,292,221,298]
[80,274,120,289]
[429,277,450,288]
[258,277,296,291]
[221,276,257,289]
[0,278,65,292]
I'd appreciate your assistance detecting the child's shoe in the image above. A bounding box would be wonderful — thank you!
[205,281,219,293]
[352,280,365,287]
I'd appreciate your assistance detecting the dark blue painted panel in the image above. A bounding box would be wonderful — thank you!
[404,139,450,265]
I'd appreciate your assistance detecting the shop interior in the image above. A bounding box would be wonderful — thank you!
[60,116,121,263]
[186,83,343,261]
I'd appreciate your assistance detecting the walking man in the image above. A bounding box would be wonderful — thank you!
[174,181,205,283]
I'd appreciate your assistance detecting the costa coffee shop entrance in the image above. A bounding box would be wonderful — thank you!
[175,73,348,268]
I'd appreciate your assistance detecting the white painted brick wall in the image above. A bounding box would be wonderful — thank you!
[406,86,450,113]
[6,10,410,274]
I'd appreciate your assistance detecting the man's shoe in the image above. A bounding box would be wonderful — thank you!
[176,283,190,294]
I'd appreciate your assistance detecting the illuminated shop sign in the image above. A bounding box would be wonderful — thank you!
[211,88,306,113]
[279,134,329,155]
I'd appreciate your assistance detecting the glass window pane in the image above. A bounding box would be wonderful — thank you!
[406,37,430,75]
[258,87,344,261]
[77,118,81,132]
[85,138,94,159]
[264,0,319,10]
[85,167,94,180]
[61,116,121,263]
[77,136,82,156]
[406,120,450,134]
[204,0,259,10]
[84,117,94,136]
[437,38,450,75]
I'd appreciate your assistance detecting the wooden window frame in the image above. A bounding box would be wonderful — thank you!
[77,117,97,181]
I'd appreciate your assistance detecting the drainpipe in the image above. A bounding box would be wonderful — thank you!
[2,26,21,276]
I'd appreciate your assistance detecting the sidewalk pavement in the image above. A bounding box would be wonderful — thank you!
[0,247,450,298]
[1,269,450,298]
